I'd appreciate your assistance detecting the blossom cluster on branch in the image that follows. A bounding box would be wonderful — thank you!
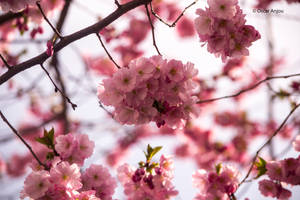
[194,0,260,62]
[98,55,199,128]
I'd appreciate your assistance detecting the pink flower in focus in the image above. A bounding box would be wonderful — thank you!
[21,170,50,199]
[50,161,82,190]
[194,1,260,62]
[208,0,238,19]
[82,164,117,200]
[76,190,100,200]
[98,56,199,128]
[55,134,77,158]
[113,68,137,92]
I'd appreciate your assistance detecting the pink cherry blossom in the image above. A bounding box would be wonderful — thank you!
[194,1,260,62]
[50,161,82,190]
[193,164,240,199]
[98,55,199,128]
[208,0,238,19]
[21,170,50,199]
[82,164,117,200]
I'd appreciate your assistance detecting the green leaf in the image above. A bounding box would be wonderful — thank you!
[144,144,163,162]
[35,128,55,149]
[215,163,222,175]
[254,157,267,179]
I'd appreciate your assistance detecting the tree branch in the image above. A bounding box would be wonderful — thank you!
[96,33,121,69]
[0,54,11,69]
[0,11,23,25]
[40,63,77,110]
[36,1,63,38]
[237,103,300,189]
[145,4,161,56]
[0,0,152,85]
[150,0,198,27]
[197,73,300,104]
[0,110,48,169]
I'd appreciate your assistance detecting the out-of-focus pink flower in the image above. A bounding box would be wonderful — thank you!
[84,55,117,76]
[176,16,195,38]
[293,135,300,152]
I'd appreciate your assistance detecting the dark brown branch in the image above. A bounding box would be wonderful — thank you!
[115,0,122,8]
[237,103,300,188]
[50,0,73,134]
[150,0,198,27]
[0,0,151,85]
[0,54,11,69]
[0,110,48,169]
[36,1,63,38]
[96,33,121,69]
[145,4,161,56]
[40,63,77,110]
[197,73,300,104]
[0,11,23,25]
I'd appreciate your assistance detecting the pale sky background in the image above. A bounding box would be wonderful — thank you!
[0,0,300,199]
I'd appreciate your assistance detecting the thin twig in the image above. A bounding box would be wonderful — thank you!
[96,33,121,69]
[99,101,114,118]
[197,73,300,104]
[40,63,77,110]
[150,0,199,27]
[0,110,48,169]
[145,4,161,56]
[237,103,300,188]
[0,54,10,69]
[36,1,63,39]
[115,0,122,8]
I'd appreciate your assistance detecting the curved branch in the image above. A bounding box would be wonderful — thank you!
[197,73,300,104]
[0,0,151,85]
[237,103,300,188]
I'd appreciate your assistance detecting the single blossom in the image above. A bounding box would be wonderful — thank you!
[21,170,50,199]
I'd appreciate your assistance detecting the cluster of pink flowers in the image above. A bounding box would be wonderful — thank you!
[20,132,117,200]
[98,55,199,128]
[258,136,300,199]
[0,0,36,12]
[55,133,95,166]
[194,0,260,62]
[193,164,240,200]
[21,160,116,200]
[117,155,178,200]
[81,164,117,200]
